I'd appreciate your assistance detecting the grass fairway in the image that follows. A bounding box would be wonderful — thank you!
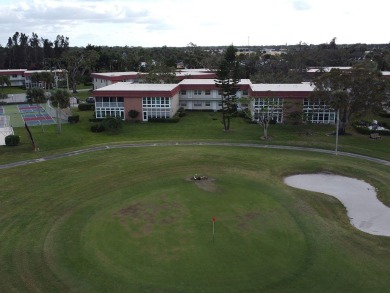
[1,146,389,292]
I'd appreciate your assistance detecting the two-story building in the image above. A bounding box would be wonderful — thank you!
[0,69,27,87]
[24,69,67,89]
[91,69,216,90]
[92,78,335,124]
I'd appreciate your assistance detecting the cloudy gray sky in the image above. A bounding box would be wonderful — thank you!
[0,0,389,47]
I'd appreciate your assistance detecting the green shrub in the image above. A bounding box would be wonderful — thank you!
[148,117,180,123]
[287,111,303,125]
[5,135,20,146]
[352,122,390,136]
[68,115,80,123]
[78,103,95,111]
[91,124,105,132]
[89,118,103,122]
[378,111,390,118]
[128,110,140,119]
[102,117,123,133]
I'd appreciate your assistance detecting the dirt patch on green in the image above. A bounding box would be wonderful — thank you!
[186,176,220,192]
[113,195,186,237]
[237,211,261,231]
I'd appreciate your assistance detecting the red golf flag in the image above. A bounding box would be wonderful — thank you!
[212,217,216,222]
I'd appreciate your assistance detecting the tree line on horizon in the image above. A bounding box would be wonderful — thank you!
[1,32,390,88]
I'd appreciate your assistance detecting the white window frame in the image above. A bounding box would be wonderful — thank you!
[303,98,335,124]
[253,97,284,123]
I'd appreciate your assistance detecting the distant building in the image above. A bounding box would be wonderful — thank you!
[0,69,26,87]
[24,69,68,89]
[306,67,390,80]
[91,69,216,90]
[176,61,185,69]
[0,69,68,88]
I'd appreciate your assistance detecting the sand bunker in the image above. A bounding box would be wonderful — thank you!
[284,174,390,237]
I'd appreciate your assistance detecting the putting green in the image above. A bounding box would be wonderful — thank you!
[51,176,306,291]
[1,146,390,292]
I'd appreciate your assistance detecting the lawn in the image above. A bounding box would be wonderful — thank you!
[0,146,389,292]
[1,109,389,164]
[0,86,26,95]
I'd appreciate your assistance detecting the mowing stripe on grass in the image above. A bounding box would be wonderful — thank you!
[0,142,389,170]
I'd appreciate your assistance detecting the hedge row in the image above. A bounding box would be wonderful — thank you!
[352,123,390,136]
[148,117,180,123]
[379,112,390,118]
[68,115,80,123]
[5,135,20,146]
[89,118,103,122]
[78,103,95,111]
[91,124,105,132]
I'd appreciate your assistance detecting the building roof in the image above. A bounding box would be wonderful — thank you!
[92,72,140,77]
[178,68,213,73]
[94,82,178,92]
[250,83,314,92]
[0,69,27,75]
[94,79,315,93]
[91,69,216,80]
[24,69,67,76]
[175,71,215,77]
[179,78,252,85]
[306,67,352,73]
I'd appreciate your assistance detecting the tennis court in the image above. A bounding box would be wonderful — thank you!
[17,104,56,126]
[18,104,45,113]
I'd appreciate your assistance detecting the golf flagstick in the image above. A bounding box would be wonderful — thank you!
[212,217,216,244]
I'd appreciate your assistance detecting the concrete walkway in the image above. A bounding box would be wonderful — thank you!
[0,142,389,170]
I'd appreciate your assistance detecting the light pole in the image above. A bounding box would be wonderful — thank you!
[335,109,340,155]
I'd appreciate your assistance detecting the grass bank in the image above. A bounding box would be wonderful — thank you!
[1,110,389,164]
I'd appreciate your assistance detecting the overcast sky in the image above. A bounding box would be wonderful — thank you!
[0,0,389,48]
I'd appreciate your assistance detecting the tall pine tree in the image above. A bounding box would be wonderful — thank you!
[215,45,240,131]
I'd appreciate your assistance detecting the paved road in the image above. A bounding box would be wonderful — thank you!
[1,142,389,170]
[3,93,27,103]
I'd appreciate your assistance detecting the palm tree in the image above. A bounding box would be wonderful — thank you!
[26,87,47,132]
[40,72,54,89]
[50,89,70,133]
[0,75,11,100]
[30,72,41,89]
